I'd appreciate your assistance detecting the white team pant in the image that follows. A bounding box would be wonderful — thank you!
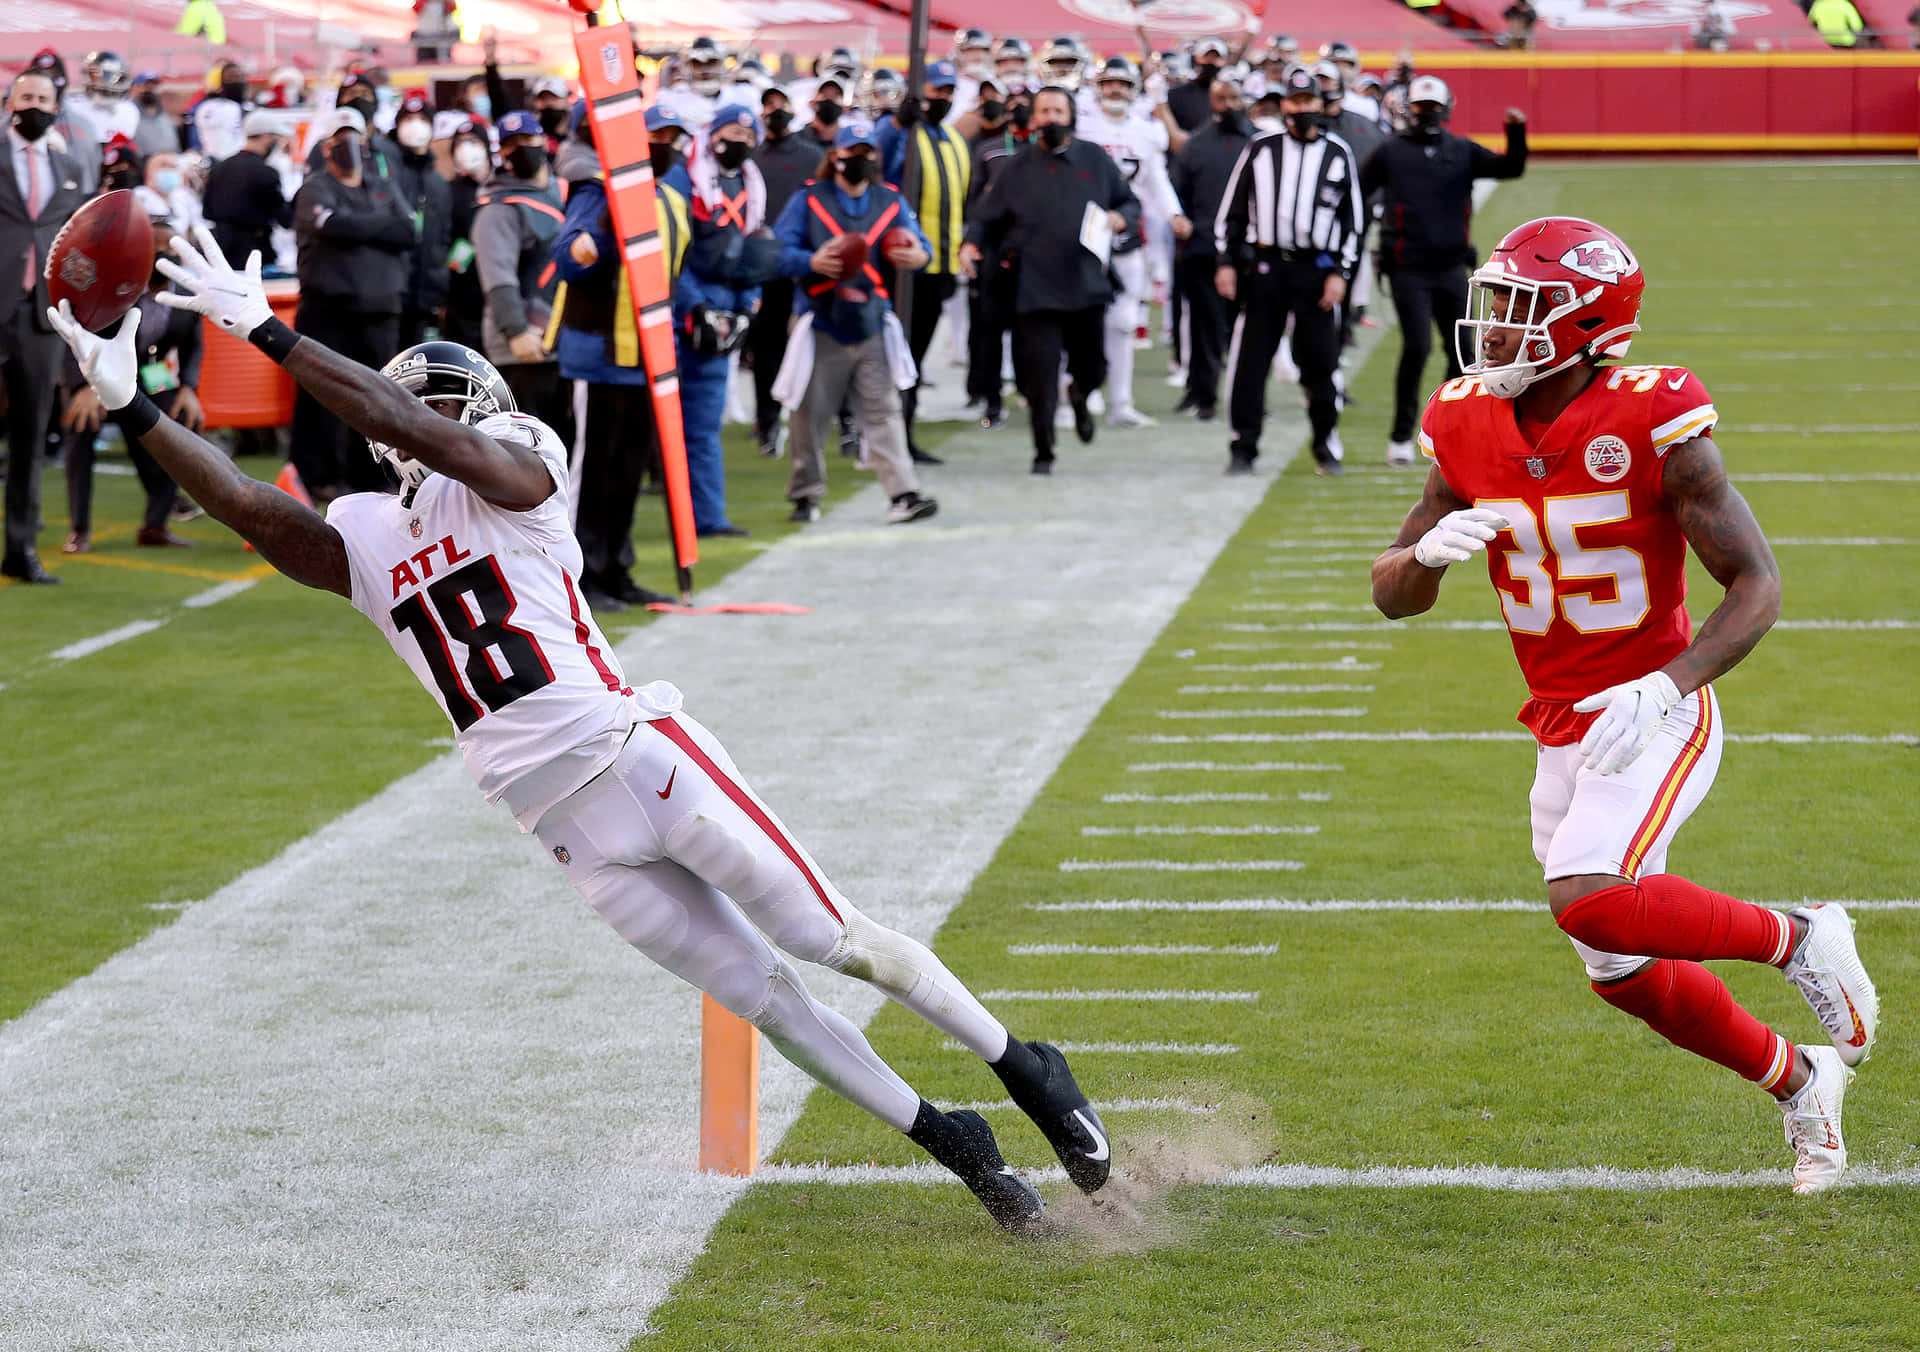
[1104,249,1151,417]
[535,712,1009,1131]
[1529,685,1725,980]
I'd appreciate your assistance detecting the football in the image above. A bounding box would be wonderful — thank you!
[819,230,867,278]
[881,226,918,262]
[45,189,155,334]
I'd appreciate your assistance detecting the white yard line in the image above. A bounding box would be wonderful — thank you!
[1744,423,1920,434]
[1027,897,1916,914]
[181,578,260,608]
[1008,943,1279,956]
[1177,683,1374,694]
[1220,619,1915,633]
[1156,706,1371,719]
[1125,761,1344,772]
[1231,603,1379,613]
[1079,824,1320,837]
[1737,473,1920,483]
[979,988,1262,1003]
[950,1096,1218,1115]
[944,1039,1243,1055]
[1194,662,1379,672]
[1059,858,1307,872]
[48,619,167,661]
[1769,537,1912,546]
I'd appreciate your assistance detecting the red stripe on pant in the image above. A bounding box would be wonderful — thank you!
[649,715,844,924]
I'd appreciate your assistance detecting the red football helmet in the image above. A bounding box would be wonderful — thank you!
[1456,216,1645,398]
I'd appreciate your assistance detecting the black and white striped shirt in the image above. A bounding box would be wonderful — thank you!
[1213,130,1364,276]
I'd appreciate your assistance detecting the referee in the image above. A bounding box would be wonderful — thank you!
[1213,65,1362,476]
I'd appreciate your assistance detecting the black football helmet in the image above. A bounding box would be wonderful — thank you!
[374,341,515,492]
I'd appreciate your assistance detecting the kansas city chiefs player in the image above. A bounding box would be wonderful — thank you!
[48,227,1113,1232]
[1371,217,1878,1193]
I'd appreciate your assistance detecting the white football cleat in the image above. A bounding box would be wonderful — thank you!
[1783,904,1878,1066]
[1780,1044,1853,1195]
[1107,406,1157,430]
[1386,439,1416,466]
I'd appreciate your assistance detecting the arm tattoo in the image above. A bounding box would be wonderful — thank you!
[1372,466,1468,619]
[1661,436,1781,694]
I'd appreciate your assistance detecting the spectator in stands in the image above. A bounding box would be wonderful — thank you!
[960,87,1141,475]
[475,109,570,447]
[192,59,249,162]
[1315,62,1384,352]
[290,106,415,499]
[1169,72,1249,423]
[1695,1,1735,50]
[135,148,204,238]
[100,134,142,193]
[59,261,202,553]
[879,59,969,466]
[130,72,179,157]
[481,32,572,147]
[1808,0,1872,46]
[749,83,822,459]
[1909,4,1920,47]
[1360,75,1526,467]
[805,73,850,145]
[204,111,291,269]
[964,78,1022,429]
[771,118,938,524]
[442,118,491,350]
[79,52,138,144]
[390,90,452,348]
[307,73,397,177]
[1500,1,1539,49]
[2,66,88,583]
[550,106,683,612]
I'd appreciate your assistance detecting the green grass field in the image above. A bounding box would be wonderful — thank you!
[4,160,1918,1350]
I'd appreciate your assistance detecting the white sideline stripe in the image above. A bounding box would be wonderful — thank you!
[1079,824,1320,837]
[1137,731,1919,746]
[1157,706,1370,719]
[980,988,1260,1002]
[1739,473,1920,483]
[181,578,259,609]
[1209,641,1395,652]
[942,1039,1243,1055]
[1777,620,1917,630]
[740,1163,1920,1191]
[1194,663,1381,673]
[1059,858,1307,873]
[1260,553,1382,564]
[951,1096,1218,1115]
[1178,683,1374,694]
[1264,542,1383,552]
[1770,537,1912,546]
[1126,760,1343,771]
[1100,792,1332,803]
[48,619,166,661]
[1009,943,1278,956]
[1225,618,1916,634]
[1027,897,1920,913]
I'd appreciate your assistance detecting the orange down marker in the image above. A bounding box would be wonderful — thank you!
[699,993,759,1175]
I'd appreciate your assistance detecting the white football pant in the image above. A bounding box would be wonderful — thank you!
[1104,249,1151,416]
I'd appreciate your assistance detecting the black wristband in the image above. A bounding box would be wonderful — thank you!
[112,390,162,439]
[248,316,301,364]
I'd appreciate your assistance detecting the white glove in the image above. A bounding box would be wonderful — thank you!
[1413,507,1510,568]
[155,224,273,339]
[1573,670,1682,776]
[47,300,139,412]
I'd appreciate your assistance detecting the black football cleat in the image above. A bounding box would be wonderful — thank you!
[1066,383,1096,444]
[993,1040,1111,1194]
[932,1108,1048,1233]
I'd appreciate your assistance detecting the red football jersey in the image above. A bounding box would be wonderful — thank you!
[1418,364,1719,745]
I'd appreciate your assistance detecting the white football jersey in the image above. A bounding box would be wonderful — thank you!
[327,412,677,829]
[1086,110,1183,223]
[655,85,719,137]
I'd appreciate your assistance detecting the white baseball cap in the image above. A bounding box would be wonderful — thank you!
[319,106,367,137]
[1408,75,1451,106]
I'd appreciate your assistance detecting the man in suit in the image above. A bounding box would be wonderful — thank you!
[1,68,87,583]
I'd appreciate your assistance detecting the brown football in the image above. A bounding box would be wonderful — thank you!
[45,189,155,334]
[820,230,867,276]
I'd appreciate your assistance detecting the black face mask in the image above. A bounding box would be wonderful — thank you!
[11,107,54,142]
[221,80,247,103]
[1413,108,1445,137]
[138,91,160,112]
[649,142,676,176]
[765,108,793,137]
[925,97,952,125]
[1194,63,1219,86]
[506,144,547,179]
[1215,109,1245,133]
[1037,122,1069,151]
[538,106,569,138]
[343,97,375,124]
[836,156,873,186]
[713,140,750,172]
[1284,111,1320,140]
[1009,102,1031,129]
[327,137,360,174]
[814,99,842,126]
[105,167,140,191]
[979,99,1005,124]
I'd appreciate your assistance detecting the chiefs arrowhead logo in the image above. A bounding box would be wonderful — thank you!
[1560,240,1637,285]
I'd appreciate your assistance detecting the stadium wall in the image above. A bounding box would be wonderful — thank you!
[1364,52,1920,152]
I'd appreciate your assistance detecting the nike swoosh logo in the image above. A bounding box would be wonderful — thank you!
[1072,1108,1109,1162]
[1667,373,1687,390]
[1844,991,1867,1046]
[657,767,676,800]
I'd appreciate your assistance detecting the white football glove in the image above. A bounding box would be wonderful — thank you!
[47,300,139,412]
[155,224,273,339]
[1573,670,1682,776]
[1413,507,1510,568]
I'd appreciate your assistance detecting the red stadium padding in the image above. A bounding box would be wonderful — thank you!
[1439,0,1830,52]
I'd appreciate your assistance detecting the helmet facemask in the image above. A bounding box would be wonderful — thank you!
[1457,271,1636,400]
[371,352,515,496]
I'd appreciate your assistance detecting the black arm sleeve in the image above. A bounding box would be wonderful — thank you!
[1470,122,1528,181]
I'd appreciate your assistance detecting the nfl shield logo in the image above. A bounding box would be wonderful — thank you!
[409,517,423,539]
[552,845,571,865]
[1525,457,1547,479]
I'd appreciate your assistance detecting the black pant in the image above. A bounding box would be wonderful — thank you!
[1177,251,1231,410]
[291,301,400,497]
[574,380,660,594]
[750,279,795,441]
[500,362,574,456]
[1226,258,1341,462]
[1386,263,1469,442]
[65,386,182,535]
[1013,305,1106,461]
[1,304,63,560]
[967,270,1014,411]
[899,272,957,454]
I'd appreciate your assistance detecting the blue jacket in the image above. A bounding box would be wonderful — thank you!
[676,165,763,322]
[550,175,692,386]
[772,180,929,346]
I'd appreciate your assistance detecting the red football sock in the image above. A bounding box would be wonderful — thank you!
[1556,875,1794,967]
[1593,959,1796,1092]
